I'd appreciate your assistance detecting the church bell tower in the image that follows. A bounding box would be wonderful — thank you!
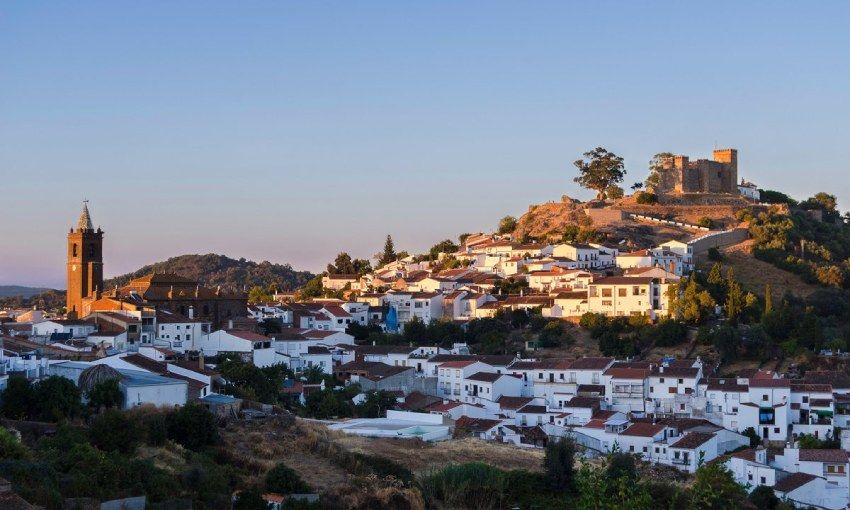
[66,201,103,318]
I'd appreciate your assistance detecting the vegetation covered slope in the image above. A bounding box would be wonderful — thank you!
[104,254,314,292]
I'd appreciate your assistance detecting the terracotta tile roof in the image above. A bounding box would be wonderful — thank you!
[604,366,650,379]
[749,379,791,388]
[592,276,655,285]
[651,366,699,378]
[517,404,548,414]
[122,354,167,374]
[791,383,832,392]
[730,449,758,462]
[439,360,478,369]
[467,372,503,383]
[427,401,462,412]
[798,449,850,463]
[565,396,602,409]
[804,371,850,388]
[621,423,666,437]
[705,378,748,392]
[455,416,502,432]
[773,472,817,493]
[670,432,715,449]
[569,357,614,370]
[224,329,269,342]
[497,396,534,410]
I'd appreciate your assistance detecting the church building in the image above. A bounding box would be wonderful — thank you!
[65,202,247,327]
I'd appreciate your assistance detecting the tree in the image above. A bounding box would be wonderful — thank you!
[712,326,740,361]
[606,452,637,481]
[606,185,625,200]
[741,427,761,448]
[644,152,673,191]
[266,463,311,494]
[167,403,219,450]
[33,376,82,422]
[232,489,269,510]
[299,365,325,385]
[689,461,747,509]
[378,235,396,265]
[725,277,746,323]
[247,285,273,304]
[90,409,140,454]
[296,275,324,300]
[0,376,36,419]
[87,378,124,410]
[671,277,716,324]
[573,147,626,200]
[497,216,517,235]
[630,182,643,191]
[544,437,576,492]
[0,426,29,460]
[748,485,779,510]
[328,252,355,274]
[356,391,398,418]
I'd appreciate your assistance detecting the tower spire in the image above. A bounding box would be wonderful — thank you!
[78,200,94,231]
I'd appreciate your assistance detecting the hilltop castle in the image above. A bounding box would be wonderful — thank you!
[655,148,738,195]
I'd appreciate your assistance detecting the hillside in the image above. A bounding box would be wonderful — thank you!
[0,285,52,298]
[104,254,315,292]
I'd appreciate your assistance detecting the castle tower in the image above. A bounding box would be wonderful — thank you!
[66,201,104,318]
[713,149,738,193]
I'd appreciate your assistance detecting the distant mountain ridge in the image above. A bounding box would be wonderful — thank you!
[0,285,53,298]
[103,254,315,293]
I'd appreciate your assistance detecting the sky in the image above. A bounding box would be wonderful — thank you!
[2,1,850,288]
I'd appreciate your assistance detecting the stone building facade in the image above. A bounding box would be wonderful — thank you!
[656,148,738,195]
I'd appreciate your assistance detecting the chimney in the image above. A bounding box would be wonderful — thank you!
[188,306,194,319]
[199,351,205,370]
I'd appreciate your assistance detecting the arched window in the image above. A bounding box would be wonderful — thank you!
[72,244,78,257]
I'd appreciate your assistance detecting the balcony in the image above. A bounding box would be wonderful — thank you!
[672,457,691,466]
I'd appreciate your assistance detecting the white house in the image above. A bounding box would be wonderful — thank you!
[198,329,276,367]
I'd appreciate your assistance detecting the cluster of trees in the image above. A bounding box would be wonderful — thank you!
[104,254,314,294]
[421,438,775,510]
[299,384,399,420]
[0,376,89,422]
[0,404,223,509]
[347,310,574,354]
[0,288,66,312]
[579,313,687,358]
[746,204,850,289]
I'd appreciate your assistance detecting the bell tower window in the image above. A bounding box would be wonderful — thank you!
[72,244,78,257]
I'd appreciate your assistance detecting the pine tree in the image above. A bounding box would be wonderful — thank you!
[379,235,396,265]
[725,279,745,323]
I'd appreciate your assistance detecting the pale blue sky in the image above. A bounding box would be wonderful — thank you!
[2,1,849,288]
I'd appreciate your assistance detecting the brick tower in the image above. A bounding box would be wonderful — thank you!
[66,201,103,318]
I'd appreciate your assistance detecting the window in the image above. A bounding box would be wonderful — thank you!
[602,288,612,297]
[72,243,78,257]
[642,446,647,453]
[602,300,612,306]
[748,473,753,481]
[774,427,780,433]
[632,286,640,295]
[618,288,627,297]
[802,396,809,403]
[760,477,766,484]
[659,378,665,383]
[650,386,654,393]
[762,394,769,401]
[629,445,634,452]
[678,379,683,384]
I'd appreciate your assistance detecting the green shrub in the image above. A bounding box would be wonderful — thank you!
[266,463,311,494]
[636,192,658,205]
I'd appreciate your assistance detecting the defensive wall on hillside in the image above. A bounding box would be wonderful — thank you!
[687,227,750,254]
